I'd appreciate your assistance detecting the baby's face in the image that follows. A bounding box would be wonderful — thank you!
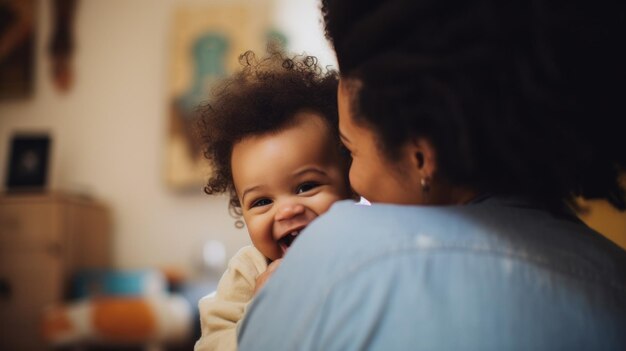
[231,112,350,261]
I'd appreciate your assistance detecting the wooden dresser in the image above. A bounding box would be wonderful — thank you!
[0,193,112,350]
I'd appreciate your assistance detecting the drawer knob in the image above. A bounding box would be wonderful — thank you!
[0,278,11,300]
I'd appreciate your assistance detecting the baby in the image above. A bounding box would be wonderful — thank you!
[194,51,353,351]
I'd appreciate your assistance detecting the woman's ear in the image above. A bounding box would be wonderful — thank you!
[410,138,437,178]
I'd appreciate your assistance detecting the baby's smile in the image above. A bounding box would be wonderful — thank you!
[277,226,305,255]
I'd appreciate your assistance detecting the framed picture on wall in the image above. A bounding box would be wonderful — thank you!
[0,0,36,100]
[165,4,277,191]
[5,134,52,191]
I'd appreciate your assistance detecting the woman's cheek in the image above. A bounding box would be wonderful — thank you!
[349,163,366,199]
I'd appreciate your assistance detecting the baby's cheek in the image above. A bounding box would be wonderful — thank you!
[246,217,272,246]
[317,191,345,214]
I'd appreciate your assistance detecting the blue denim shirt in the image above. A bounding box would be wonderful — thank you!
[238,197,626,350]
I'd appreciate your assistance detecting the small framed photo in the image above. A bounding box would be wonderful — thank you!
[5,134,52,191]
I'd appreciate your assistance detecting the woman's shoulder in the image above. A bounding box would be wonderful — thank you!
[318,199,443,227]
[289,200,461,273]
[300,197,626,286]
[309,199,472,242]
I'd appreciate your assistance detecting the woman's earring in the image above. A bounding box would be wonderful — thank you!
[420,177,431,198]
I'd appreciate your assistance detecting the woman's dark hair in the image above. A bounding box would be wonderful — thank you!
[200,50,345,216]
[322,0,626,210]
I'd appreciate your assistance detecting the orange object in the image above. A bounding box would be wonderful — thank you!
[92,298,156,343]
[41,306,73,341]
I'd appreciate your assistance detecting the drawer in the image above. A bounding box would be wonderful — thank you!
[67,202,112,269]
[0,251,63,350]
[0,201,64,251]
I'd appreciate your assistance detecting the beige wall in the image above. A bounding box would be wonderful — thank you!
[3,0,623,276]
[0,0,334,275]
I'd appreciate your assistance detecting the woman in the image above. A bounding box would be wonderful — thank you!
[238,0,626,349]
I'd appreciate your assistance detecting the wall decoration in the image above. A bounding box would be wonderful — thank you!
[0,0,35,100]
[166,4,273,191]
[48,0,78,92]
[5,134,51,191]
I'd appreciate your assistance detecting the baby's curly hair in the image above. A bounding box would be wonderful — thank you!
[199,50,344,216]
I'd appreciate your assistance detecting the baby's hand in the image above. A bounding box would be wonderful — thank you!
[254,258,283,295]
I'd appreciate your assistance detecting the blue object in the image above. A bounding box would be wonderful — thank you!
[70,269,165,299]
[239,197,626,350]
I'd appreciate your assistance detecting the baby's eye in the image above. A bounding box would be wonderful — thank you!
[251,198,272,208]
[296,182,320,194]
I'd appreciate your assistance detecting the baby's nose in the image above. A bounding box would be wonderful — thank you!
[275,203,306,221]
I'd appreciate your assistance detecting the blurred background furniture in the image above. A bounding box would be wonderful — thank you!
[41,268,193,351]
[0,192,111,350]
